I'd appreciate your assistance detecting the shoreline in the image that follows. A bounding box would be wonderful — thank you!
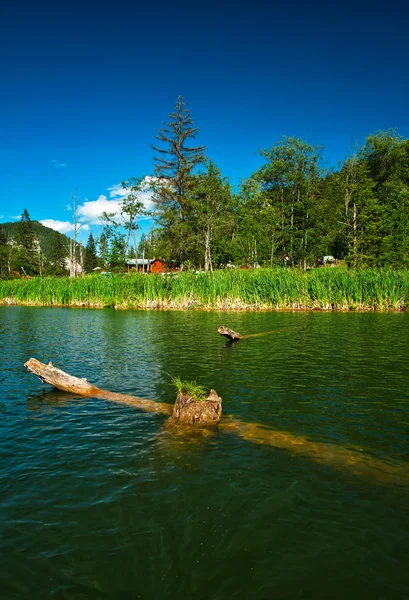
[0,298,406,312]
[1,268,408,312]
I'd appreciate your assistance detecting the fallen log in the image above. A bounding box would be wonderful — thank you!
[23,359,409,486]
[217,326,243,341]
[24,358,221,425]
[25,358,101,395]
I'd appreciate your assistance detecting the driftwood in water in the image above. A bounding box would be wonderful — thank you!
[24,358,220,425]
[218,326,243,341]
[23,360,409,485]
[24,358,102,395]
[168,389,222,426]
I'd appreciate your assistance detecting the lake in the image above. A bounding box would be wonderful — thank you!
[1,306,409,599]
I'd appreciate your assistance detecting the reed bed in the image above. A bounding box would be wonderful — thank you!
[1,268,409,311]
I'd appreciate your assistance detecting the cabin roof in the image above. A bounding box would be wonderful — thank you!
[125,258,165,266]
[126,258,151,266]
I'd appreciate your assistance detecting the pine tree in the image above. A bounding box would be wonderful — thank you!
[0,228,9,277]
[49,231,68,276]
[84,233,98,272]
[15,209,39,276]
[152,96,206,265]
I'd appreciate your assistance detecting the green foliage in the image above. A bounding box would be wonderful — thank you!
[253,137,323,268]
[84,233,98,273]
[106,231,127,270]
[14,209,40,276]
[1,268,408,311]
[0,220,70,262]
[48,231,68,276]
[152,96,206,265]
[100,177,149,262]
[3,116,409,278]
[171,376,208,401]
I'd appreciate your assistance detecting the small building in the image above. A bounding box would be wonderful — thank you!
[125,258,167,274]
[150,259,167,274]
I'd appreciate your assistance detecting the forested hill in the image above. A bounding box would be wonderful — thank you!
[0,220,71,260]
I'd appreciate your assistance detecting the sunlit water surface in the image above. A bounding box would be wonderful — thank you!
[1,307,409,599]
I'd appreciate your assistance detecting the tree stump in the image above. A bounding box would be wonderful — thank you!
[168,389,222,426]
[217,326,244,341]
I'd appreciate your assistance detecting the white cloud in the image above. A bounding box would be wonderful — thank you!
[77,195,121,225]
[40,177,156,235]
[51,160,67,169]
[40,219,89,233]
[107,183,129,199]
[107,176,155,213]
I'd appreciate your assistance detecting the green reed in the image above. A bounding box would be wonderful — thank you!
[1,268,409,311]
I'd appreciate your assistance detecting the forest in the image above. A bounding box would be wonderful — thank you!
[1,96,409,278]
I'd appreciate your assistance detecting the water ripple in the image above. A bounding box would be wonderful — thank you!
[1,307,409,598]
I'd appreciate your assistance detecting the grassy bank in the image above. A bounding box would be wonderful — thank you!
[0,268,408,311]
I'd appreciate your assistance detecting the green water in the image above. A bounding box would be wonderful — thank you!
[1,307,409,599]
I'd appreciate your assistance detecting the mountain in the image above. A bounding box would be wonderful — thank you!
[0,220,72,260]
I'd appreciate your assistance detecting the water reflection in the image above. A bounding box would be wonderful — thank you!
[26,389,89,412]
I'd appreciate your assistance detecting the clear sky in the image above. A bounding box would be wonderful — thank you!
[1,0,408,243]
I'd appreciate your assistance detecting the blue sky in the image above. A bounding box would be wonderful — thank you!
[1,0,408,243]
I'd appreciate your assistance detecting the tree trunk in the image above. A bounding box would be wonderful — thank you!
[69,239,74,278]
[168,389,222,426]
[204,224,211,271]
[270,234,275,268]
[80,241,84,277]
[353,202,357,267]
[24,358,222,426]
[25,358,101,395]
[22,363,405,484]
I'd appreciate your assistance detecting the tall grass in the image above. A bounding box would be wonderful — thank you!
[1,268,409,311]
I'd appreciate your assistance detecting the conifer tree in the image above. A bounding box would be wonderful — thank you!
[15,208,39,275]
[152,96,206,265]
[84,232,98,272]
[49,231,68,276]
[0,228,9,277]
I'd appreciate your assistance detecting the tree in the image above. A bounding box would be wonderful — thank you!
[98,232,108,267]
[48,231,68,276]
[15,208,39,276]
[190,161,233,271]
[66,189,86,277]
[152,96,206,266]
[106,230,126,270]
[359,131,409,266]
[84,233,98,273]
[253,137,324,268]
[0,228,10,277]
[120,177,148,257]
[235,178,281,267]
[100,177,149,266]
